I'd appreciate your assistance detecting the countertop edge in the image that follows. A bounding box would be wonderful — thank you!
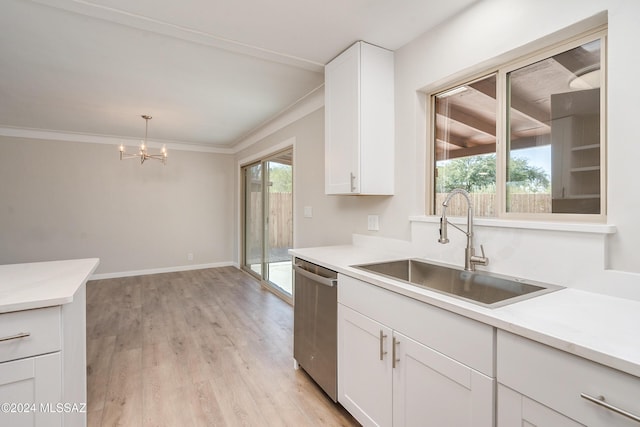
[0,297,73,314]
[0,258,100,313]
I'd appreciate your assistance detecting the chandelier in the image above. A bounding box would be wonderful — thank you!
[119,115,167,165]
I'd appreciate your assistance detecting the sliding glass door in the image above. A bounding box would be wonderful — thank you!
[242,149,293,298]
[244,162,263,277]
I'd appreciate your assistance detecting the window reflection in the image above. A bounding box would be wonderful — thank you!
[434,74,497,217]
[431,36,604,218]
[507,39,601,214]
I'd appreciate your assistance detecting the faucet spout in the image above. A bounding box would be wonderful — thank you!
[438,189,488,271]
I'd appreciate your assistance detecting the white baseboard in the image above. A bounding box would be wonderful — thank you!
[90,261,236,280]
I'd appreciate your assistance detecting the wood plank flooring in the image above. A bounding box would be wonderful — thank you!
[86,266,359,427]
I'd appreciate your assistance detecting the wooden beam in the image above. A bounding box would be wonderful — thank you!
[434,134,550,161]
[434,127,474,148]
[435,140,496,160]
[469,77,550,129]
[510,134,551,150]
[509,97,550,126]
[443,105,495,137]
[553,45,600,75]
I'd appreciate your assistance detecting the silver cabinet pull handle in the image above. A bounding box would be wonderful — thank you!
[392,336,400,369]
[379,330,387,361]
[350,172,356,192]
[580,393,640,423]
[293,264,337,287]
[0,332,30,342]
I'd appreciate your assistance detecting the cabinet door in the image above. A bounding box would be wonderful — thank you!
[393,332,494,427]
[325,42,360,194]
[0,352,62,427]
[338,304,392,427]
[498,331,640,427]
[498,384,584,427]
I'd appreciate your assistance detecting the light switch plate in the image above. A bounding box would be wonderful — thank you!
[367,215,380,231]
[303,206,313,218]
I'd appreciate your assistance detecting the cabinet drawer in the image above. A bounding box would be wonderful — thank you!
[0,307,61,363]
[498,330,640,426]
[339,274,494,376]
[498,384,583,427]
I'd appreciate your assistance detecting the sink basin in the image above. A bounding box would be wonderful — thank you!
[352,259,562,308]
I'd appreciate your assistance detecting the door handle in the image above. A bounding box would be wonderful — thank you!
[580,393,640,423]
[392,336,400,368]
[293,264,337,287]
[0,332,30,342]
[379,330,387,361]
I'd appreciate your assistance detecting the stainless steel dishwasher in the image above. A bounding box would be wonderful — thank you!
[293,257,338,402]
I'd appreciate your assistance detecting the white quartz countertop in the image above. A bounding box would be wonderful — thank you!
[0,258,100,313]
[290,245,640,379]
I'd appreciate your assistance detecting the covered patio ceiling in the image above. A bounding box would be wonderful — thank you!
[434,39,601,160]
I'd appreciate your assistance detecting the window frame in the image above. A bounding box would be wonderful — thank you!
[428,27,607,222]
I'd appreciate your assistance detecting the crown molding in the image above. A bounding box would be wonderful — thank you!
[231,85,324,153]
[0,85,324,155]
[0,126,234,154]
[30,0,324,73]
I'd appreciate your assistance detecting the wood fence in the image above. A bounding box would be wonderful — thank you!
[266,192,293,248]
[435,193,551,216]
[248,192,551,253]
[247,192,293,251]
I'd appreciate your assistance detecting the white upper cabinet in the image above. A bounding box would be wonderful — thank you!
[325,41,394,195]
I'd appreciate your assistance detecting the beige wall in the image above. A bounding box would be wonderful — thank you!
[0,136,235,274]
[235,108,395,255]
[1,109,377,275]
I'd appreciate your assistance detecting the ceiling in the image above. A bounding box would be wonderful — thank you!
[0,0,479,152]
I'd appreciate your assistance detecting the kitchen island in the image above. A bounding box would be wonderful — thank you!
[0,258,99,427]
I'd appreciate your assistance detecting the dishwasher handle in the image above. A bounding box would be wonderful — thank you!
[294,264,337,288]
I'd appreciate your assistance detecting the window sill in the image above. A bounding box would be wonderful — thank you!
[409,215,617,235]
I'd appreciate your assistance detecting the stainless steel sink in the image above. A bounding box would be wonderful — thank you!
[352,259,562,308]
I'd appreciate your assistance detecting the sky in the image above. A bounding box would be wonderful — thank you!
[512,145,551,178]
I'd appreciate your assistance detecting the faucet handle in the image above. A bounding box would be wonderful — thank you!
[471,244,489,267]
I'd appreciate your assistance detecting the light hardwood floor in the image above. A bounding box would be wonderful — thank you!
[86,266,359,426]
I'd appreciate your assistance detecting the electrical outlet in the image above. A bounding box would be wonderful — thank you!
[367,215,380,231]
[303,206,313,218]
[187,252,194,261]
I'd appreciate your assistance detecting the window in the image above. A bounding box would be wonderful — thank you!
[434,74,497,217]
[431,30,605,220]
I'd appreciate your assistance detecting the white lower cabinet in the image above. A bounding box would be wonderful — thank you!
[498,384,583,427]
[0,352,62,427]
[497,330,640,427]
[0,284,87,427]
[338,274,495,427]
[393,331,493,427]
[339,305,392,426]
